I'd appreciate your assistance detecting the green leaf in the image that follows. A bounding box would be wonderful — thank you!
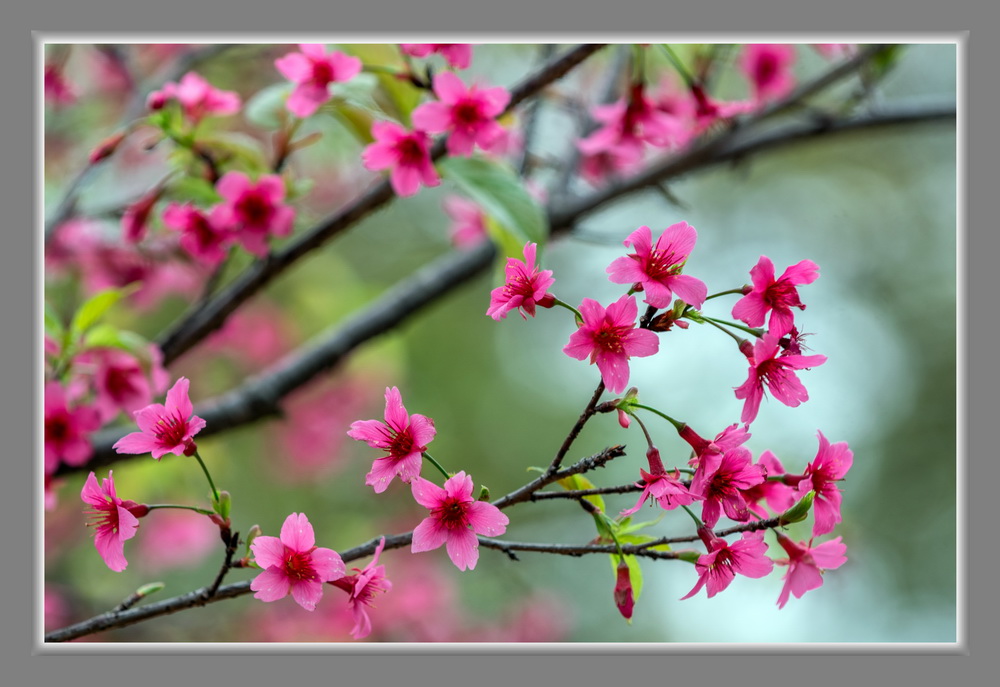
[165,176,222,206]
[340,45,422,124]
[618,513,665,535]
[244,82,294,130]
[198,132,270,175]
[438,156,548,261]
[82,324,150,355]
[70,288,124,337]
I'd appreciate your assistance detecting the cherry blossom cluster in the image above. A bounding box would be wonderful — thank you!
[348,387,509,572]
[486,219,850,615]
[92,376,392,638]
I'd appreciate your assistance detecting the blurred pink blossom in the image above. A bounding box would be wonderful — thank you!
[146,71,241,123]
[412,72,510,157]
[400,43,473,70]
[44,381,101,474]
[135,509,217,572]
[211,172,296,257]
[274,44,362,118]
[740,44,797,104]
[362,122,440,197]
[442,195,488,249]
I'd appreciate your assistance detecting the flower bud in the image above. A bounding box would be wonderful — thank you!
[477,485,491,502]
[88,131,126,164]
[135,581,166,598]
[536,293,556,309]
[778,490,815,526]
[244,524,262,557]
[613,559,635,621]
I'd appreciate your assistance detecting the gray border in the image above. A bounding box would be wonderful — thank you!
[8,0,993,685]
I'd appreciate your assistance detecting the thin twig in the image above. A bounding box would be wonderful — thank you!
[64,99,954,477]
[155,44,607,367]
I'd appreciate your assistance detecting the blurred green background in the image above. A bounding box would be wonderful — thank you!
[43,42,956,643]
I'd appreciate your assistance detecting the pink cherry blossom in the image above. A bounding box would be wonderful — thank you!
[250,512,346,611]
[620,447,699,517]
[606,222,708,309]
[689,446,766,527]
[112,377,207,459]
[411,72,510,157]
[274,44,363,118]
[78,346,169,423]
[211,172,296,257]
[680,528,774,600]
[443,195,488,249]
[486,241,556,321]
[562,295,659,394]
[579,84,683,157]
[734,332,827,424]
[410,471,509,571]
[741,449,797,519]
[162,202,232,265]
[731,255,819,337]
[740,44,797,104]
[329,536,392,639]
[81,471,149,572]
[679,422,752,471]
[577,135,645,186]
[400,43,473,70]
[347,386,436,493]
[797,431,853,536]
[146,71,241,123]
[44,381,101,474]
[135,509,217,572]
[362,121,440,197]
[774,533,847,609]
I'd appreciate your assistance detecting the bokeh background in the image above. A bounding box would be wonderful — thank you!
[42,42,957,643]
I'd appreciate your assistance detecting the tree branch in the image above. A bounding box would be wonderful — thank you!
[67,98,954,477]
[154,44,607,367]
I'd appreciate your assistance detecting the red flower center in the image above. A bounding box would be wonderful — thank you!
[236,191,272,226]
[311,60,334,85]
[755,54,779,87]
[641,248,683,280]
[46,414,70,443]
[396,136,426,165]
[152,410,190,447]
[763,279,803,310]
[284,549,317,581]
[105,367,139,402]
[436,498,469,529]
[594,324,629,354]
[388,429,416,458]
[453,100,483,128]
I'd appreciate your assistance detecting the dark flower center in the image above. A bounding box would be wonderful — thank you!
[641,248,682,280]
[763,279,803,309]
[153,410,189,447]
[312,61,334,84]
[46,415,70,442]
[436,499,468,529]
[236,192,272,226]
[594,325,629,354]
[396,137,425,165]
[453,100,483,128]
[755,54,779,86]
[284,549,317,581]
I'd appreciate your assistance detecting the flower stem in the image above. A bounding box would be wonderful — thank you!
[422,452,451,480]
[681,504,704,528]
[700,317,749,347]
[702,316,763,338]
[658,44,696,87]
[552,297,583,322]
[192,450,220,504]
[704,287,747,301]
[634,403,685,432]
[146,504,216,516]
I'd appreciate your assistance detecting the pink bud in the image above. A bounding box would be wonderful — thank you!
[613,559,634,620]
[617,409,631,428]
[89,131,126,164]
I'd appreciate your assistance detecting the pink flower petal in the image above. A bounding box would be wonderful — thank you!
[280,512,315,552]
[445,526,481,571]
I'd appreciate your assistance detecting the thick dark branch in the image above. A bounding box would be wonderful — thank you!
[45,514,782,642]
[71,99,954,476]
[155,44,607,367]
[491,445,626,510]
